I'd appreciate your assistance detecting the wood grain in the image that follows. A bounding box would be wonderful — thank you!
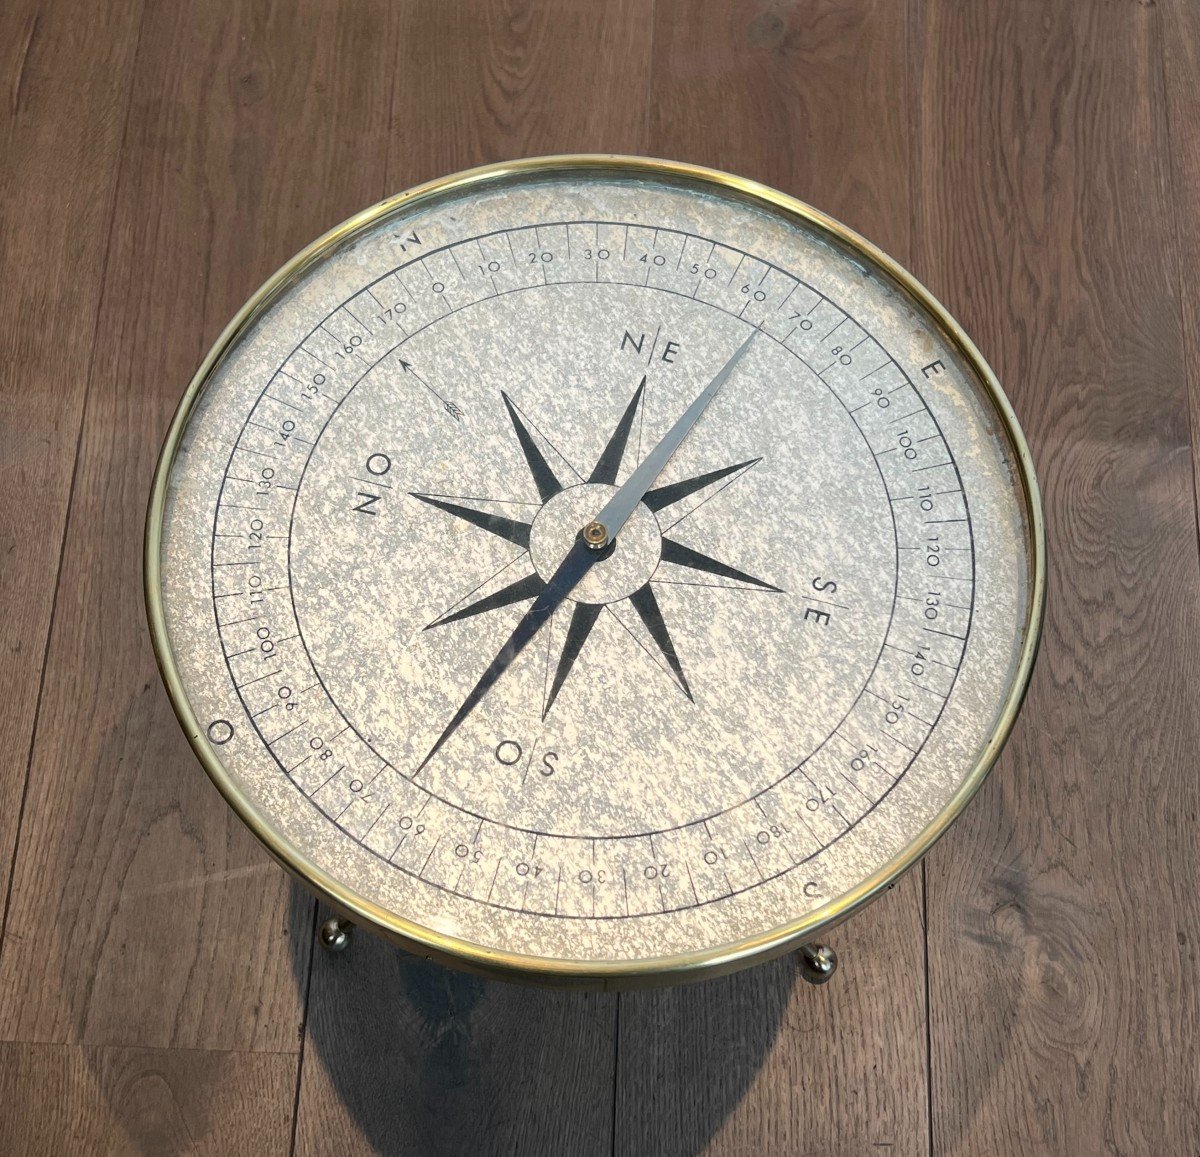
[2,0,1198,1150]
[647,0,911,251]
[913,1,1200,1151]
[294,902,618,1157]
[0,1041,295,1155]
[1165,2,1200,553]
[383,0,652,189]
[619,4,930,1153]
[292,4,653,1150]
[619,884,928,1156]
[0,0,396,1054]
[0,0,143,930]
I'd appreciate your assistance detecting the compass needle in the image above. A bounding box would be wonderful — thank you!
[590,329,759,543]
[150,158,1042,984]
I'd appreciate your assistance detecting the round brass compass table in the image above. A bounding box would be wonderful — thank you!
[146,156,1045,988]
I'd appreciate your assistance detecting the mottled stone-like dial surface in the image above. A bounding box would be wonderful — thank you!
[154,163,1037,970]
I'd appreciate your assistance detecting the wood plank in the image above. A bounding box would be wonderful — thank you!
[293,4,653,1151]
[646,0,912,247]
[0,1041,294,1155]
[618,3,929,1153]
[0,0,396,1052]
[294,915,618,1157]
[913,1,1200,1151]
[3,2,1194,1152]
[1159,32,1200,1138]
[0,0,143,927]
[1164,3,1200,545]
[619,884,928,1156]
[383,0,652,190]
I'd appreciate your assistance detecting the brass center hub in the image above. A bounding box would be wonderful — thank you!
[530,484,662,604]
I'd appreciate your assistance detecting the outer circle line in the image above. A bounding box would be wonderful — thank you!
[144,154,1046,989]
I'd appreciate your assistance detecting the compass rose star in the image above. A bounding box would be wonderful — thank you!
[410,378,782,721]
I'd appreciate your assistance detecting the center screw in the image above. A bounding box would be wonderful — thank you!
[582,520,610,550]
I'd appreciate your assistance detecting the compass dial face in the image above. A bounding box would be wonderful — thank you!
[151,159,1040,979]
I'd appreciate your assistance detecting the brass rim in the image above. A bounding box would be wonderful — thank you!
[144,154,1047,988]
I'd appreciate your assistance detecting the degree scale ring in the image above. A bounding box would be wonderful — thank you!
[146,156,1045,986]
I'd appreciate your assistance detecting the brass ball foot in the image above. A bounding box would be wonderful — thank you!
[319,917,353,952]
[798,942,838,984]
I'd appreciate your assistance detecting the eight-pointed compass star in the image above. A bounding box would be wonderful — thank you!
[410,378,783,720]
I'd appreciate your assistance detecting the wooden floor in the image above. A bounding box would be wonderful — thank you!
[2,1,1197,1153]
